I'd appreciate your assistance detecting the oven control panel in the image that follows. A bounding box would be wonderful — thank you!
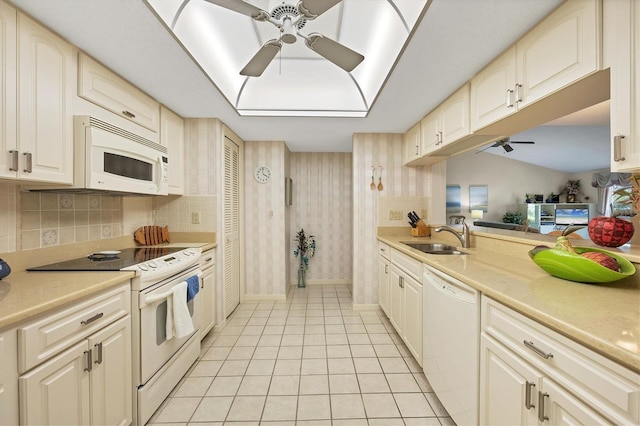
[125,247,201,285]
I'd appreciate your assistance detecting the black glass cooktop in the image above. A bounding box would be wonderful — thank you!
[27,247,187,272]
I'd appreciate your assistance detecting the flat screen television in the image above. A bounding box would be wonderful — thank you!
[555,208,589,225]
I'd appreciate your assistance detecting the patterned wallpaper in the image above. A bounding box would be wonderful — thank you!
[352,133,432,306]
[290,152,353,284]
[184,118,221,196]
[243,141,288,296]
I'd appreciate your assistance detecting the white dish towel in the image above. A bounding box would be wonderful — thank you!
[165,281,194,340]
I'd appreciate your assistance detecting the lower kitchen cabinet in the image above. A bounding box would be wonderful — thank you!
[200,249,216,339]
[377,243,390,317]
[388,248,423,366]
[19,315,132,426]
[0,329,18,426]
[480,296,640,425]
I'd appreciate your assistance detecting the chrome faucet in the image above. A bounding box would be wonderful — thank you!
[434,219,470,248]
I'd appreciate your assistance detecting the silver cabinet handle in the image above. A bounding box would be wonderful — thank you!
[515,84,523,103]
[81,312,104,325]
[538,391,549,422]
[122,110,136,118]
[84,349,93,372]
[384,264,388,274]
[94,342,103,365]
[399,277,404,288]
[23,152,32,173]
[9,150,18,172]
[415,143,419,156]
[523,340,553,359]
[438,131,443,145]
[613,134,626,162]
[525,381,536,410]
[506,89,514,108]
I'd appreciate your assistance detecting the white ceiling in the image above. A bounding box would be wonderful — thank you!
[11,0,607,173]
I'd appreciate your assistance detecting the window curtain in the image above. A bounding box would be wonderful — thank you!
[591,172,631,215]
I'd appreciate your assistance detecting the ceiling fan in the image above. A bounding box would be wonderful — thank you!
[476,137,535,153]
[204,0,365,77]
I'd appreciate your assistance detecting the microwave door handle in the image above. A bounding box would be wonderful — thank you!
[159,155,168,191]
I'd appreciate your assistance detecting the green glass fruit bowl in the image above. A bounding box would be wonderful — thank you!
[529,246,636,283]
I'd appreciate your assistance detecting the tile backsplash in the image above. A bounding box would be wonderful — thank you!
[152,195,217,232]
[20,191,123,250]
[0,183,17,253]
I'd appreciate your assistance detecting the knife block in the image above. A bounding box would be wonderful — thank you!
[410,220,430,237]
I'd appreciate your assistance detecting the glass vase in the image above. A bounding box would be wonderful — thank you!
[297,266,306,288]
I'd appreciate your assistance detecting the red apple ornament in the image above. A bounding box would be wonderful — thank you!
[587,216,634,247]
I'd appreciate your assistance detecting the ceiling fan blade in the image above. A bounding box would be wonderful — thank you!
[204,0,269,20]
[240,40,281,77]
[298,0,342,19]
[503,143,514,153]
[305,34,364,72]
[510,140,535,144]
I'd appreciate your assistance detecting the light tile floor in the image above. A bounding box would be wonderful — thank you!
[148,284,456,425]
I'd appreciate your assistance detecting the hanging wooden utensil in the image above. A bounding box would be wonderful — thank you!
[370,166,376,190]
[377,166,384,191]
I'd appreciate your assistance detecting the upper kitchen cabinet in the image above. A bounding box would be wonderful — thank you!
[160,106,184,195]
[420,83,471,157]
[5,10,75,184]
[403,122,421,165]
[0,1,17,182]
[471,0,601,133]
[78,52,160,133]
[605,0,640,172]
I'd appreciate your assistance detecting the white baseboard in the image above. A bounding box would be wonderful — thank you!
[351,303,382,311]
[242,294,287,302]
[289,279,352,286]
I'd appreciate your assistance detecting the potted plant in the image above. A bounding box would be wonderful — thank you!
[562,180,581,203]
[293,229,316,288]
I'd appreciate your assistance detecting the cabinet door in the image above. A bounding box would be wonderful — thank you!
[160,106,185,194]
[388,265,404,336]
[541,378,614,425]
[439,83,470,145]
[200,265,216,338]
[419,111,440,156]
[0,328,18,426]
[0,1,17,180]
[19,341,90,426]
[479,335,539,426]
[470,47,517,132]
[516,0,600,109]
[78,53,160,132]
[88,315,132,426]
[607,0,640,172]
[377,255,390,317]
[18,12,75,184]
[402,275,422,365]
[403,122,421,165]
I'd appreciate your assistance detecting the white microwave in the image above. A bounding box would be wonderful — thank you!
[72,115,169,195]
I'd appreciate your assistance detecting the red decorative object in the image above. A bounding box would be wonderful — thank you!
[588,216,635,247]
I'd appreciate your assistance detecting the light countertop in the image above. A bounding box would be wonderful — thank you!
[378,234,640,374]
[0,270,135,329]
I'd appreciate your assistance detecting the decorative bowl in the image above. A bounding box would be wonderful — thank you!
[588,216,634,247]
[529,246,636,283]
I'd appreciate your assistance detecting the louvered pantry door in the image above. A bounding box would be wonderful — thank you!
[223,137,240,316]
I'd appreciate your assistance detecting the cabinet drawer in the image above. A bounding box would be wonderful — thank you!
[378,243,390,260]
[200,249,215,271]
[482,296,640,423]
[18,284,130,373]
[390,248,421,281]
[78,52,160,132]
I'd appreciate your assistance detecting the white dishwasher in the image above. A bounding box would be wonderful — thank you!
[423,264,479,426]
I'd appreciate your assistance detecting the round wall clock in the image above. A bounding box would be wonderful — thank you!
[255,165,271,183]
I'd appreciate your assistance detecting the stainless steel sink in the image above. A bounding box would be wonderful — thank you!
[402,242,468,255]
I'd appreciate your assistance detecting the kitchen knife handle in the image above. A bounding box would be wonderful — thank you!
[613,134,626,162]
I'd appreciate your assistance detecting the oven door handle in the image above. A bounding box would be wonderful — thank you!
[140,272,202,308]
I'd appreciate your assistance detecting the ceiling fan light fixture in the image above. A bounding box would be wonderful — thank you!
[280,17,297,44]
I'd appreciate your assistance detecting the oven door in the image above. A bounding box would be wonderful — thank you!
[137,266,200,384]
